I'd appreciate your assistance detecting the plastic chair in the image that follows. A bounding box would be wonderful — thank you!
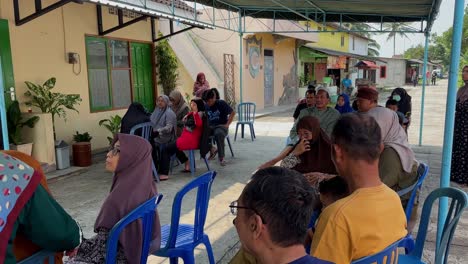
[234,102,256,141]
[17,250,55,264]
[152,171,217,264]
[351,239,402,264]
[106,194,164,264]
[399,187,468,264]
[397,163,429,222]
[130,122,160,182]
[169,149,211,176]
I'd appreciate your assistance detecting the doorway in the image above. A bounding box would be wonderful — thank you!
[264,49,274,107]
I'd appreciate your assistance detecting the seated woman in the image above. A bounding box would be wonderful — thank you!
[169,90,190,138]
[120,102,150,134]
[0,151,80,264]
[66,134,161,264]
[150,95,177,165]
[159,98,206,180]
[335,93,354,114]
[259,116,337,185]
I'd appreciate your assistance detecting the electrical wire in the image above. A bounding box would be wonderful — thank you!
[190,30,237,43]
[73,54,82,76]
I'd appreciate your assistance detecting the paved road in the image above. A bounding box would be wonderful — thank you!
[49,79,468,263]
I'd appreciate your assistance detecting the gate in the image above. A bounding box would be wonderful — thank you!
[223,54,236,108]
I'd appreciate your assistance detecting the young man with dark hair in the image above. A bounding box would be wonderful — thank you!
[204,89,236,166]
[231,167,330,264]
[310,113,407,263]
[293,90,316,120]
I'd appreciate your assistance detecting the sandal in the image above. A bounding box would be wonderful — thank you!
[208,149,218,160]
[181,169,191,173]
[159,175,169,181]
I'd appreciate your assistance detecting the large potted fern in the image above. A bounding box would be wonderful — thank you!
[23,77,82,140]
[7,101,40,155]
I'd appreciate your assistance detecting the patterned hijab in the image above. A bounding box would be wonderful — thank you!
[94,134,160,264]
[292,116,337,175]
[0,153,41,262]
[150,95,171,128]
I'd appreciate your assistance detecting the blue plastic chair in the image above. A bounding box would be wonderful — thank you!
[399,187,468,264]
[234,102,256,141]
[152,171,217,264]
[106,194,164,264]
[169,149,210,176]
[130,122,160,182]
[17,250,55,264]
[397,163,429,222]
[351,239,402,264]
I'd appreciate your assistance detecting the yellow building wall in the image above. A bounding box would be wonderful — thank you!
[240,33,297,109]
[175,56,195,101]
[305,22,349,52]
[0,1,159,151]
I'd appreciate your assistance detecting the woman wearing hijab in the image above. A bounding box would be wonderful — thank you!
[390,87,412,128]
[335,94,354,114]
[150,95,177,146]
[159,99,206,180]
[259,116,337,186]
[281,116,337,175]
[193,72,210,98]
[0,152,80,264]
[120,102,150,134]
[451,65,468,185]
[66,134,161,264]
[169,90,190,137]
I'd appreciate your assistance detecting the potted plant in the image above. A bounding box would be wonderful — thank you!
[72,131,92,167]
[7,101,40,155]
[23,77,82,140]
[99,115,122,145]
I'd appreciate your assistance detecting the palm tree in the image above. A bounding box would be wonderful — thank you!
[343,23,380,57]
[383,22,412,56]
[368,39,381,57]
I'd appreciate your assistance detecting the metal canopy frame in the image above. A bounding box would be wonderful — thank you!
[13,0,78,26]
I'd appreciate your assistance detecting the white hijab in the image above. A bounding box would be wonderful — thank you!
[364,107,416,173]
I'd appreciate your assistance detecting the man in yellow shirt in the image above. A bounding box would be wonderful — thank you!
[311,113,407,263]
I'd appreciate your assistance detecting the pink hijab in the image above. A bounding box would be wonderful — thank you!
[193,72,210,97]
[94,134,160,263]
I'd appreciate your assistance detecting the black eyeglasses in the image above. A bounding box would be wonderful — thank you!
[229,200,266,224]
[108,146,121,156]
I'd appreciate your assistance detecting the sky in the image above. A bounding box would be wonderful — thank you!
[375,0,467,58]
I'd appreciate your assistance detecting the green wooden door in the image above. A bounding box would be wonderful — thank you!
[131,43,154,112]
[0,19,15,107]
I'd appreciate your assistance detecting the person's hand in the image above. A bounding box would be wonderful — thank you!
[65,248,78,258]
[182,115,188,122]
[292,139,310,156]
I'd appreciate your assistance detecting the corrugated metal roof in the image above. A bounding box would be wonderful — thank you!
[185,0,442,32]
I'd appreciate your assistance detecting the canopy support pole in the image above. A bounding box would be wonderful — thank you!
[0,58,10,150]
[419,32,429,146]
[437,0,465,252]
[239,10,244,104]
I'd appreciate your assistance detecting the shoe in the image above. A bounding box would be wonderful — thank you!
[220,158,227,166]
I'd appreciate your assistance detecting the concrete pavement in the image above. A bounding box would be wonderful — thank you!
[48,79,468,263]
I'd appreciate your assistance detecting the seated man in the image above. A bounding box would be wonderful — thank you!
[310,113,407,263]
[231,167,330,264]
[289,88,340,143]
[204,89,236,166]
[356,88,418,207]
[293,90,316,121]
[0,152,80,264]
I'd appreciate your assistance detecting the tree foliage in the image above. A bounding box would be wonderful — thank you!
[155,33,179,96]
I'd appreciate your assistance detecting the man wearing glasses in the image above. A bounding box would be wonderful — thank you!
[229,167,331,264]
